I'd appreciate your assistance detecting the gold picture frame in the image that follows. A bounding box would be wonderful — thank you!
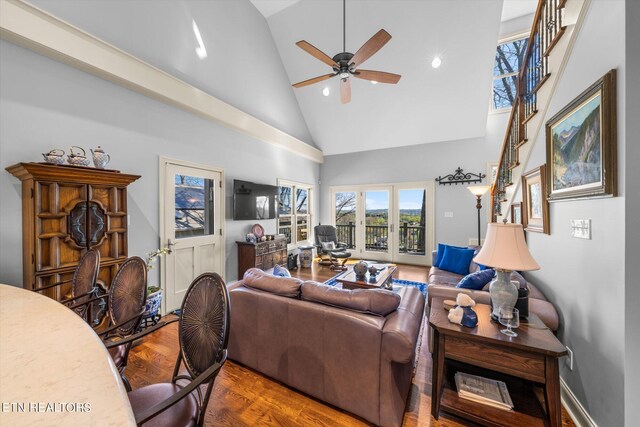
[545,69,617,201]
[510,202,522,225]
[522,165,550,234]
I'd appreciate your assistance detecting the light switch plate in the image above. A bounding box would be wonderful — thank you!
[570,219,591,239]
[444,211,454,218]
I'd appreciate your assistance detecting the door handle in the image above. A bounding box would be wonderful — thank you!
[167,238,175,254]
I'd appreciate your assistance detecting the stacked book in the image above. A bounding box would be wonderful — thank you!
[455,372,514,411]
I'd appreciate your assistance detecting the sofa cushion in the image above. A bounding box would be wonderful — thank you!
[242,268,302,298]
[301,281,401,316]
[457,269,495,290]
[439,246,475,275]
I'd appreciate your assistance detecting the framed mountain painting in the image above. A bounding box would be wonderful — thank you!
[545,69,617,201]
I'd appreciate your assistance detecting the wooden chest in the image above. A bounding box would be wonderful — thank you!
[236,237,287,278]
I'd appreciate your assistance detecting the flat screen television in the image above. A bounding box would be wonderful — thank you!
[233,179,278,220]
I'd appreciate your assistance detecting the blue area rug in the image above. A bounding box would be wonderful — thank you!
[324,276,427,299]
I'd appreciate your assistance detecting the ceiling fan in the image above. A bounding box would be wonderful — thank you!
[291,0,401,104]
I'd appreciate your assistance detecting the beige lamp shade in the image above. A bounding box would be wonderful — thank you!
[467,185,491,196]
[473,222,540,271]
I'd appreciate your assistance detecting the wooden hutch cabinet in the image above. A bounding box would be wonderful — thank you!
[236,237,287,278]
[6,163,140,300]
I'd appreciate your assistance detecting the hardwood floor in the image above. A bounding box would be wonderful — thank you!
[126,261,576,426]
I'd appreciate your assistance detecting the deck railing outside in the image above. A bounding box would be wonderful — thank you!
[336,223,425,254]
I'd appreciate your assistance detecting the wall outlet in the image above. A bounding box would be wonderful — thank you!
[444,211,454,218]
[570,219,591,239]
[565,346,574,370]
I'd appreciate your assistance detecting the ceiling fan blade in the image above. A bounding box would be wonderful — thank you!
[292,73,336,88]
[295,40,338,68]
[340,78,351,104]
[350,29,392,67]
[354,70,401,84]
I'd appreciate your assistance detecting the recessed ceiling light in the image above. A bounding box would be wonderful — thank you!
[432,56,442,69]
[371,81,378,85]
[322,87,330,96]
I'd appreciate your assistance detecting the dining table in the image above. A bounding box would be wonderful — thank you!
[0,284,135,426]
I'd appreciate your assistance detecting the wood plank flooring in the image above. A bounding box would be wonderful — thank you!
[126,261,576,426]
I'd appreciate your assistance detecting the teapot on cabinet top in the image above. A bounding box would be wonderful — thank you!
[91,146,110,169]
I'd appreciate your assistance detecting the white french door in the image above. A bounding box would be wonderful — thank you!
[160,158,224,314]
[331,182,434,266]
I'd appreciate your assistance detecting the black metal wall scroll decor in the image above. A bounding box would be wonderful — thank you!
[435,167,486,186]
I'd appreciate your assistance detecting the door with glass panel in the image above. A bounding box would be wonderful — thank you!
[333,190,357,250]
[161,161,223,313]
[392,182,435,266]
[360,187,393,262]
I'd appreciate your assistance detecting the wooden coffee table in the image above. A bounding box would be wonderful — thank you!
[429,297,567,427]
[335,264,396,290]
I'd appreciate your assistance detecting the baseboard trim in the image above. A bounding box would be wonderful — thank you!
[561,378,597,427]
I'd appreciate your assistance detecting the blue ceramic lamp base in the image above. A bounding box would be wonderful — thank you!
[489,269,518,321]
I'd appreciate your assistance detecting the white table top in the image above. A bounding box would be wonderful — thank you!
[0,284,136,426]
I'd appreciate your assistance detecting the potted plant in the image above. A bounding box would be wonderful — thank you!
[141,247,171,326]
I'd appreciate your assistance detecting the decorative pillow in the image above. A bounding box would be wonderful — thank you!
[456,269,496,290]
[439,246,476,276]
[321,241,336,251]
[301,281,400,316]
[434,243,465,268]
[273,264,291,278]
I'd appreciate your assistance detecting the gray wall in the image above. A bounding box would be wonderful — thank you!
[319,111,507,247]
[0,0,319,286]
[520,1,625,424]
[625,0,640,423]
[29,0,314,145]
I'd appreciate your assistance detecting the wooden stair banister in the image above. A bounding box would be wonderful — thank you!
[491,0,567,222]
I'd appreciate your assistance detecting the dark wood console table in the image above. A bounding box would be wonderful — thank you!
[429,297,567,426]
[236,237,287,278]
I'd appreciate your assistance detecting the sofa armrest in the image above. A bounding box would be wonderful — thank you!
[227,280,245,291]
[427,285,491,307]
[382,288,425,363]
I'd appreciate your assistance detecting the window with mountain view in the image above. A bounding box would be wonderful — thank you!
[492,35,529,111]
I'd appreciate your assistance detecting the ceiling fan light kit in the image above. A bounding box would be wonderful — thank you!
[291,0,401,104]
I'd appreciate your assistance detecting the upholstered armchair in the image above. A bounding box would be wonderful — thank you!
[314,225,351,271]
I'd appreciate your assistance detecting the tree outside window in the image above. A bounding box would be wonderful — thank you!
[277,181,312,247]
[492,35,528,111]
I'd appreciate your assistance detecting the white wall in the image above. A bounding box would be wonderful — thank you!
[625,0,640,424]
[0,0,319,285]
[519,1,625,424]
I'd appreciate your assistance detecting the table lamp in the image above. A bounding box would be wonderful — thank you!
[467,185,491,246]
[473,222,540,320]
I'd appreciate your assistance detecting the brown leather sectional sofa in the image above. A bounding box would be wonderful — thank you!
[227,268,425,427]
[427,250,559,331]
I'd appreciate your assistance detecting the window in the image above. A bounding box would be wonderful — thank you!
[174,174,215,239]
[492,34,529,111]
[277,180,312,247]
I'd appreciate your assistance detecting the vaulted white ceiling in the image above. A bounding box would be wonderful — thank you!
[257,0,505,155]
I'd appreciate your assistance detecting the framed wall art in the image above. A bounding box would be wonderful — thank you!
[510,202,522,225]
[522,165,550,234]
[545,69,617,201]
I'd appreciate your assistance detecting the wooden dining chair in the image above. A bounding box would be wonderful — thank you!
[106,272,230,427]
[71,256,148,391]
[34,248,100,321]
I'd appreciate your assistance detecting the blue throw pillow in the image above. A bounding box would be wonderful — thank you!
[434,243,466,268]
[457,269,496,290]
[439,246,476,276]
[273,264,291,278]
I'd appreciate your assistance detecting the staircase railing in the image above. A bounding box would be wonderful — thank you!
[491,0,566,221]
